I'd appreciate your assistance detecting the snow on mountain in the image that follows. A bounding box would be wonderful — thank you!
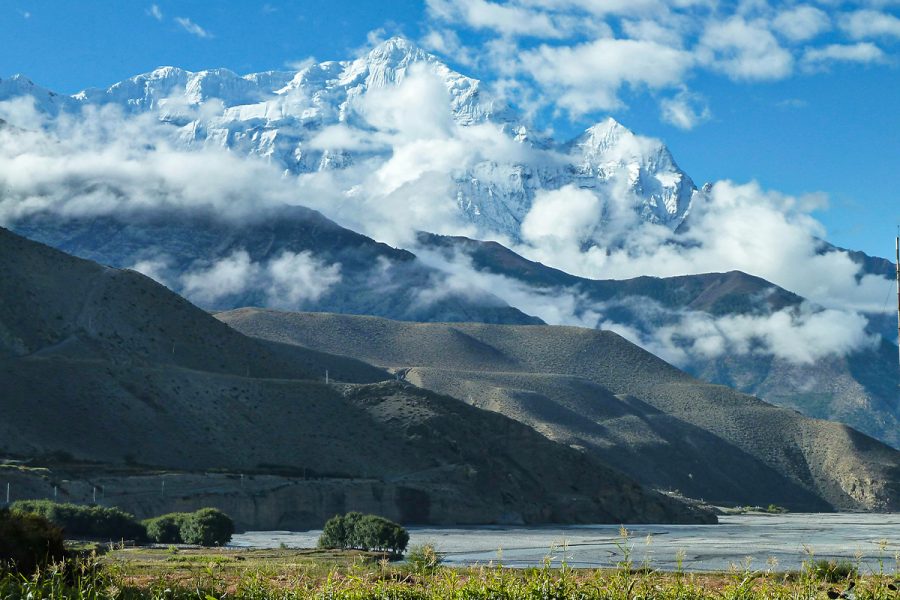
[0,74,76,116]
[0,37,695,241]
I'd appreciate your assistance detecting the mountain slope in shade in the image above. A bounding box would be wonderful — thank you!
[218,308,900,513]
[0,226,710,527]
[10,207,539,325]
[419,233,900,449]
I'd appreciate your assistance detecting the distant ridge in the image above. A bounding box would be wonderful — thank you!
[219,308,900,512]
[0,226,711,528]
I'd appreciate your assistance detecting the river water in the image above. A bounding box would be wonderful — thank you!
[231,513,900,572]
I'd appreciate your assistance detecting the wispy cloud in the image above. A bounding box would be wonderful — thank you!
[660,89,711,130]
[174,16,212,39]
[802,43,886,70]
[147,4,163,21]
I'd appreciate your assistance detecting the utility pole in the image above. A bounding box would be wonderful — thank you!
[5,482,9,505]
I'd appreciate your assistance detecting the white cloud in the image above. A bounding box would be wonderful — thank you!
[511,179,894,316]
[521,185,601,246]
[802,42,886,69]
[174,16,212,39]
[265,251,342,307]
[698,17,794,80]
[773,5,830,42]
[660,89,711,130]
[842,9,900,39]
[519,38,693,113]
[285,57,317,71]
[602,301,877,367]
[420,28,477,66]
[181,250,257,304]
[147,4,163,21]
[426,0,574,38]
[130,256,173,286]
[0,96,45,130]
[414,246,879,366]
[178,249,342,308]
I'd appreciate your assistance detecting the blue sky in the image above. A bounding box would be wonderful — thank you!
[3,0,899,259]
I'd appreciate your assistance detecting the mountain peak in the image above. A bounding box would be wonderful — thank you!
[366,36,427,63]
[581,117,635,146]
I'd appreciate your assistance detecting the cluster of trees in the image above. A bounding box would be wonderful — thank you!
[10,500,145,541]
[317,512,409,557]
[0,508,66,574]
[142,508,234,546]
[9,501,234,547]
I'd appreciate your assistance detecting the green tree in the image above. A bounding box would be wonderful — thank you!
[178,508,234,546]
[11,500,145,541]
[317,514,348,549]
[0,507,66,574]
[316,512,408,556]
[143,513,189,543]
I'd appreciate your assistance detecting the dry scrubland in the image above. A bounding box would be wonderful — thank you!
[218,309,900,512]
[3,546,900,600]
[0,226,707,526]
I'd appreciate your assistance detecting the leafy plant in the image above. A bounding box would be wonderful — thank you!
[178,508,234,546]
[11,500,145,541]
[317,512,409,556]
[143,513,190,543]
[0,507,66,574]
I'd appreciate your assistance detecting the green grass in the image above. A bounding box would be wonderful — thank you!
[1,545,899,600]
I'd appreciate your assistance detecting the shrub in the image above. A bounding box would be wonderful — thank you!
[178,508,234,546]
[318,514,349,550]
[317,512,409,556]
[406,543,442,574]
[143,513,190,544]
[11,500,145,541]
[0,507,66,574]
[813,559,858,582]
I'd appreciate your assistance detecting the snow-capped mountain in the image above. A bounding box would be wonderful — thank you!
[0,37,696,242]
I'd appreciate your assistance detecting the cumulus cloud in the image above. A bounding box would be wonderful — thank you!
[697,17,794,81]
[414,247,879,366]
[841,9,900,39]
[511,179,894,316]
[0,96,45,130]
[773,6,830,42]
[802,43,886,69]
[265,251,342,308]
[659,89,711,130]
[519,38,693,113]
[174,16,212,39]
[178,249,341,308]
[181,250,257,304]
[419,1,897,123]
[426,0,575,38]
[521,185,601,247]
[602,302,878,367]
[0,106,299,224]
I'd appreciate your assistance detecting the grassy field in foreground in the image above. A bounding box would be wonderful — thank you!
[2,546,899,600]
